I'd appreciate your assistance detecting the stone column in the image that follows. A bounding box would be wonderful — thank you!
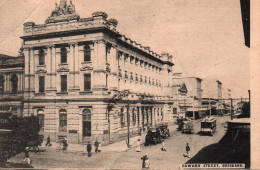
[5,74,9,92]
[18,73,22,92]
[78,108,83,143]
[108,45,118,92]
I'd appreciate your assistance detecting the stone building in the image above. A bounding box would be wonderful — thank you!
[172,74,203,119]
[202,79,223,115]
[0,54,24,117]
[20,0,174,144]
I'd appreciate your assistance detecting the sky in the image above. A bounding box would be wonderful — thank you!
[0,0,250,98]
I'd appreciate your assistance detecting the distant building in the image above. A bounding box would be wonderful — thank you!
[0,54,24,117]
[202,79,223,115]
[172,74,203,119]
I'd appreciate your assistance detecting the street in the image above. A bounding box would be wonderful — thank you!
[7,115,230,169]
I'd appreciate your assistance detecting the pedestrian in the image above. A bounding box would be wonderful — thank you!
[87,141,92,157]
[23,147,30,165]
[141,153,150,169]
[161,141,166,151]
[136,138,141,152]
[63,137,68,150]
[139,127,142,136]
[94,139,99,153]
[45,135,51,147]
[98,142,102,152]
[183,143,190,158]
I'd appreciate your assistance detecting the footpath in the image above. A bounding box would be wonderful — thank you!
[42,123,178,154]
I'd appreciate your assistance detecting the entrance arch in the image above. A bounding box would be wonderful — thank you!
[82,108,91,137]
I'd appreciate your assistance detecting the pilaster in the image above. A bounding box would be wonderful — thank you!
[93,40,107,92]
[46,45,56,95]
[51,45,57,90]
[108,44,118,91]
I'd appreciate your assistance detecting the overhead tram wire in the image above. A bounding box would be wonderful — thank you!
[0,0,43,44]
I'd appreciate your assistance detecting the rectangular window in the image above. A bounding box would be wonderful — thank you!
[84,45,91,62]
[84,74,91,91]
[173,108,177,114]
[39,76,45,93]
[61,75,67,92]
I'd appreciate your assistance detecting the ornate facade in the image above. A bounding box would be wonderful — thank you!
[19,0,174,144]
[0,54,24,117]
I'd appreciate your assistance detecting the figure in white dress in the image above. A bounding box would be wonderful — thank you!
[136,138,141,152]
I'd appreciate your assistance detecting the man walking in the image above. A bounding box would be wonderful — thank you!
[23,147,30,165]
[141,153,150,169]
[94,140,99,153]
[45,135,51,147]
[185,143,191,158]
[87,141,92,157]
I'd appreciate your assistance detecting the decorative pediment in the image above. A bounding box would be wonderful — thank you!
[57,67,69,72]
[80,66,93,71]
[36,69,47,74]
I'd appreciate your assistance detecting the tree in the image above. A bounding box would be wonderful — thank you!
[0,116,41,167]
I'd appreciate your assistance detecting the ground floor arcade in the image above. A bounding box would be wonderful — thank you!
[22,99,174,145]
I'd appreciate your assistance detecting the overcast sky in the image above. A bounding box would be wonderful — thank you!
[0,0,249,98]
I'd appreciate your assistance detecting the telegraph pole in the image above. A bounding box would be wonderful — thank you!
[230,98,233,120]
[192,96,195,119]
[127,99,130,148]
[209,98,211,117]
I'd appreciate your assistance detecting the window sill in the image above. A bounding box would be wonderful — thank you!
[36,65,46,68]
[58,63,68,66]
[56,92,68,95]
[35,92,45,96]
[79,91,93,95]
[81,61,92,64]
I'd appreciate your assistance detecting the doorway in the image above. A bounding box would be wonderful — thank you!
[82,108,91,137]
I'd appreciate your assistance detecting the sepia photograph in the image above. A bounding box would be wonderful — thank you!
[0,0,252,169]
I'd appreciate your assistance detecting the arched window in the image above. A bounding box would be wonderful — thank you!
[0,75,4,93]
[10,74,18,93]
[60,47,67,63]
[39,49,45,65]
[132,108,136,126]
[59,109,67,132]
[82,108,91,137]
[84,45,91,62]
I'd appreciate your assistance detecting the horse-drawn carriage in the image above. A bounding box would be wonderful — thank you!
[145,127,162,146]
[178,117,194,134]
[182,120,194,134]
[145,123,171,146]
[157,123,170,138]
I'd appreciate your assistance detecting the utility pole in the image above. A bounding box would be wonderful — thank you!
[192,96,195,119]
[231,98,233,120]
[127,99,130,148]
[209,98,211,117]
[184,99,186,118]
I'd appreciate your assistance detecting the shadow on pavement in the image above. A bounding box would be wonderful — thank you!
[186,131,250,169]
